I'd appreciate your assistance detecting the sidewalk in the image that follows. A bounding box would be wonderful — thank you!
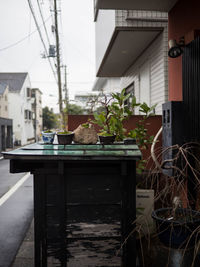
[12,220,34,267]
[11,219,200,267]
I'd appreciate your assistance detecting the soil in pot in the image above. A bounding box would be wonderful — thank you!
[152,208,200,248]
[57,132,74,145]
[98,134,116,145]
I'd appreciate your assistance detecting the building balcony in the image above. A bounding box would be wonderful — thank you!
[94,0,178,18]
[95,9,168,77]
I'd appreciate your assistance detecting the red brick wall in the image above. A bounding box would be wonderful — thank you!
[68,115,162,168]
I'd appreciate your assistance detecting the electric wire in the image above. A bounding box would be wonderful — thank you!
[0,16,51,52]
[27,0,57,82]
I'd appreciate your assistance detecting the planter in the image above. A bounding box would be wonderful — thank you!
[98,135,116,145]
[124,138,136,145]
[42,131,55,144]
[152,208,200,248]
[57,132,74,145]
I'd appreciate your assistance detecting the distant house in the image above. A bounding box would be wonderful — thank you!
[93,7,169,114]
[0,73,34,146]
[0,83,9,118]
[31,88,43,142]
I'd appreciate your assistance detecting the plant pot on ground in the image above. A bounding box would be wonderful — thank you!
[57,131,74,145]
[150,143,200,250]
[42,130,55,144]
[152,207,200,248]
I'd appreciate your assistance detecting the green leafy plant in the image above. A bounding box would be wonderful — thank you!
[92,89,138,141]
[92,94,116,137]
[43,130,53,133]
[57,131,72,135]
[128,102,157,173]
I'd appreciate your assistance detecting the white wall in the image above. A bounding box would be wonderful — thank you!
[117,10,168,114]
[0,86,9,118]
[95,10,116,73]
[8,75,34,145]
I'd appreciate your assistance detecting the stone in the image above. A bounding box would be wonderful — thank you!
[73,124,98,144]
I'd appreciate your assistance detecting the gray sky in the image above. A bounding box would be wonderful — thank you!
[0,0,96,112]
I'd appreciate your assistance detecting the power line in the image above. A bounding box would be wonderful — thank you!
[0,16,51,52]
[27,0,57,82]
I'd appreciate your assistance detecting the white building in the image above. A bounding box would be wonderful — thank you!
[93,2,171,114]
[0,83,9,118]
[31,88,43,142]
[0,73,34,146]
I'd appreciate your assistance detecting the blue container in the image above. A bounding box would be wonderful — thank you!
[152,208,200,248]
[42,131,55,144]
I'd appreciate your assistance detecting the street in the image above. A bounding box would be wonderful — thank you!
[0,159,33,267]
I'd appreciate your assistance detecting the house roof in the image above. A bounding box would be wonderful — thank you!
[0,73,28,92]
[0,83,7,95]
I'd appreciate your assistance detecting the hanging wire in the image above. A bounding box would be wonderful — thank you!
[0,16,51,52]
[27,0,57,82]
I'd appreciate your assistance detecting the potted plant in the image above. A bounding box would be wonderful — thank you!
[56,130,74,145]
[42,130,55,144]
[92,89,133,144]
[92,93,116,144]
[151,143,200,249]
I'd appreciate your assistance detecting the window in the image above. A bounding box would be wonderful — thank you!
[5,106,7,111]
[27,87,32,98]
[29,111,32,120]
[25,109,32,120]
[25,110,28,120]
[125,82,135,109]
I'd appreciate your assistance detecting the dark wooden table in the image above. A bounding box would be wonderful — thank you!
[3,143,141,267]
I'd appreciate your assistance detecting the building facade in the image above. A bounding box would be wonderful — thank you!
[0,83,9,118]
[93,7,169,114]
[31,88,43,142]
[0,73,34,146]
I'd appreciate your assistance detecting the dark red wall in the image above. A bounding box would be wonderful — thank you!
[168,0,200,101]
[68,115,162,167]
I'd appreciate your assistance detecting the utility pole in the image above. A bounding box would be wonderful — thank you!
[64,65,69,111]
[54,0,63,125]
[64,65,68,130]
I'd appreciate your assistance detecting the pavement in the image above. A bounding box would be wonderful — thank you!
[12,220,34,267]
[11,223,200,267]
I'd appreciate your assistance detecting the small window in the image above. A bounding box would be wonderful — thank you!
[27,88,32,98]
[29,111,32,120]
[5,106,7,111]
[25,110,28,120]
[125,82,135,109]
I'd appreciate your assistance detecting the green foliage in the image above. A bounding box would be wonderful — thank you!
[128,101,157,173]
[92,89,138,140]
[81,122,90,128]
[42,106,58,130]
[64,103,85,115]
[57,131,72,135]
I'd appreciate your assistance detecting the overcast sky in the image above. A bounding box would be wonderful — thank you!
[0,0,96,112]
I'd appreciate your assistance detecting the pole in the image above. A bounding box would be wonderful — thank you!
[54,0,63,126]
[64,65,68,130]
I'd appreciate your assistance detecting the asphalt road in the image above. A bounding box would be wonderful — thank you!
[0,159,33,267]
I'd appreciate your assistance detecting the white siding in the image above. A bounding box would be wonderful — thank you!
[94,9,168,114]
[119,27,168,114]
